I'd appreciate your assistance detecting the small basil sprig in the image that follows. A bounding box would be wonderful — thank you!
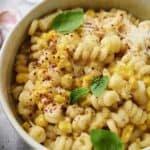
[90,129,124,150]
[91,76,109,97]
[69,87,89,105]
[51,8,84,34]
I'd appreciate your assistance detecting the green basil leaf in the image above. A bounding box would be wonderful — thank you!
[91,76,109,97]
[90,129,124,150]
[51,8,84,34]
[69,87,89,105]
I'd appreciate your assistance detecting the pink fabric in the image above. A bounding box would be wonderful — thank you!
[0,0,41,48]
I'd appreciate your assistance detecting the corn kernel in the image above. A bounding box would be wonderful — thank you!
[58,60,72,71]
[115,65,133,79]
[143,76,150,86]
[147,113,150,125]
[63,90,70,97]
[34,81,48,94]
[135,74,141,80]
[41,33,51,40]
[57,42,67,51]
[58,121,72,134]
[85,9,96,18]
[54,95,66,104]
[147,87,150,98]
[80,94,91,107]
[121,124,134,143]
[22,122,30,131]
[74,78,82,88]
[129,76,138,90]
[146,101,150,112]
[37,39,47,48]
[82,75,93,87]
[35,114,48,127]
[61,74,72,89]
[37,102,44,111]
[40,62,49,68]
[137,124,147,131]
[16,73,28,84]
[73,132,80,139]
[15,65,28,73]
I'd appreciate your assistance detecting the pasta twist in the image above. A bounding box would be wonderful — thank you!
[28,125,46,143]
[12,85,23,99]
[72,133,92,150]
[128,142,140,150]
[108,74,131,100]
[44,103,64,124]
[90,108,110,130]
[74,34,121,62]
[66,105,84,119]
[46,125,62,140]
[53,136,73,150]
[123,101,147,125]
[111,108,129,128]
[140,133,150,148]
[90,90,120,109]
[72,107,94,132]
[127,53,149,77]
[99,90,120,107]
[106,119,119,135]
[133,81,148,105]
[18,89,35,118]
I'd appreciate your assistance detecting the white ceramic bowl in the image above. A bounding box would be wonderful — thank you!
[0,0,150,149]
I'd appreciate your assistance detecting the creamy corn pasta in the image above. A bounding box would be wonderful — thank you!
[12,8,150,150]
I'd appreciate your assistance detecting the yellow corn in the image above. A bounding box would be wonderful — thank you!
[115,65,133,79]
[37,39,47,48]
[61,74,72,89]
[129,76,138,90]
[147,113,150,125]
[37,102,44,111]
[15,65,28,73]
[74,78,82,88]
[137,124,148,131]
[57,60,72,72]
[135,74,141,80]
[147,86,150,98]
[85,9,96,18]
[35,114,48,127]
[57,42,67,51]
[82,75,93,88]
[58,121,72,134]
[56,50,68,59]
[16,73,28,84]
[80,94,91,107]
[34,81,48,94]
[146,101,150,112]
[73,132,80,139]
[40,61,49,68]
[143,76,150,86]
[37,69,45,79]
[22,122,30,131]
[121,124,134,143]
[54,95,66,104]
[41,31,57,41]
[63,90,70,97]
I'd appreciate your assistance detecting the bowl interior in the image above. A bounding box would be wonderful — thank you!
[0,0,150,149]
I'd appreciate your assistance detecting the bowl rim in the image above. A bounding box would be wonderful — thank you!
[0,1,47,149]
[0,1,150,150]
